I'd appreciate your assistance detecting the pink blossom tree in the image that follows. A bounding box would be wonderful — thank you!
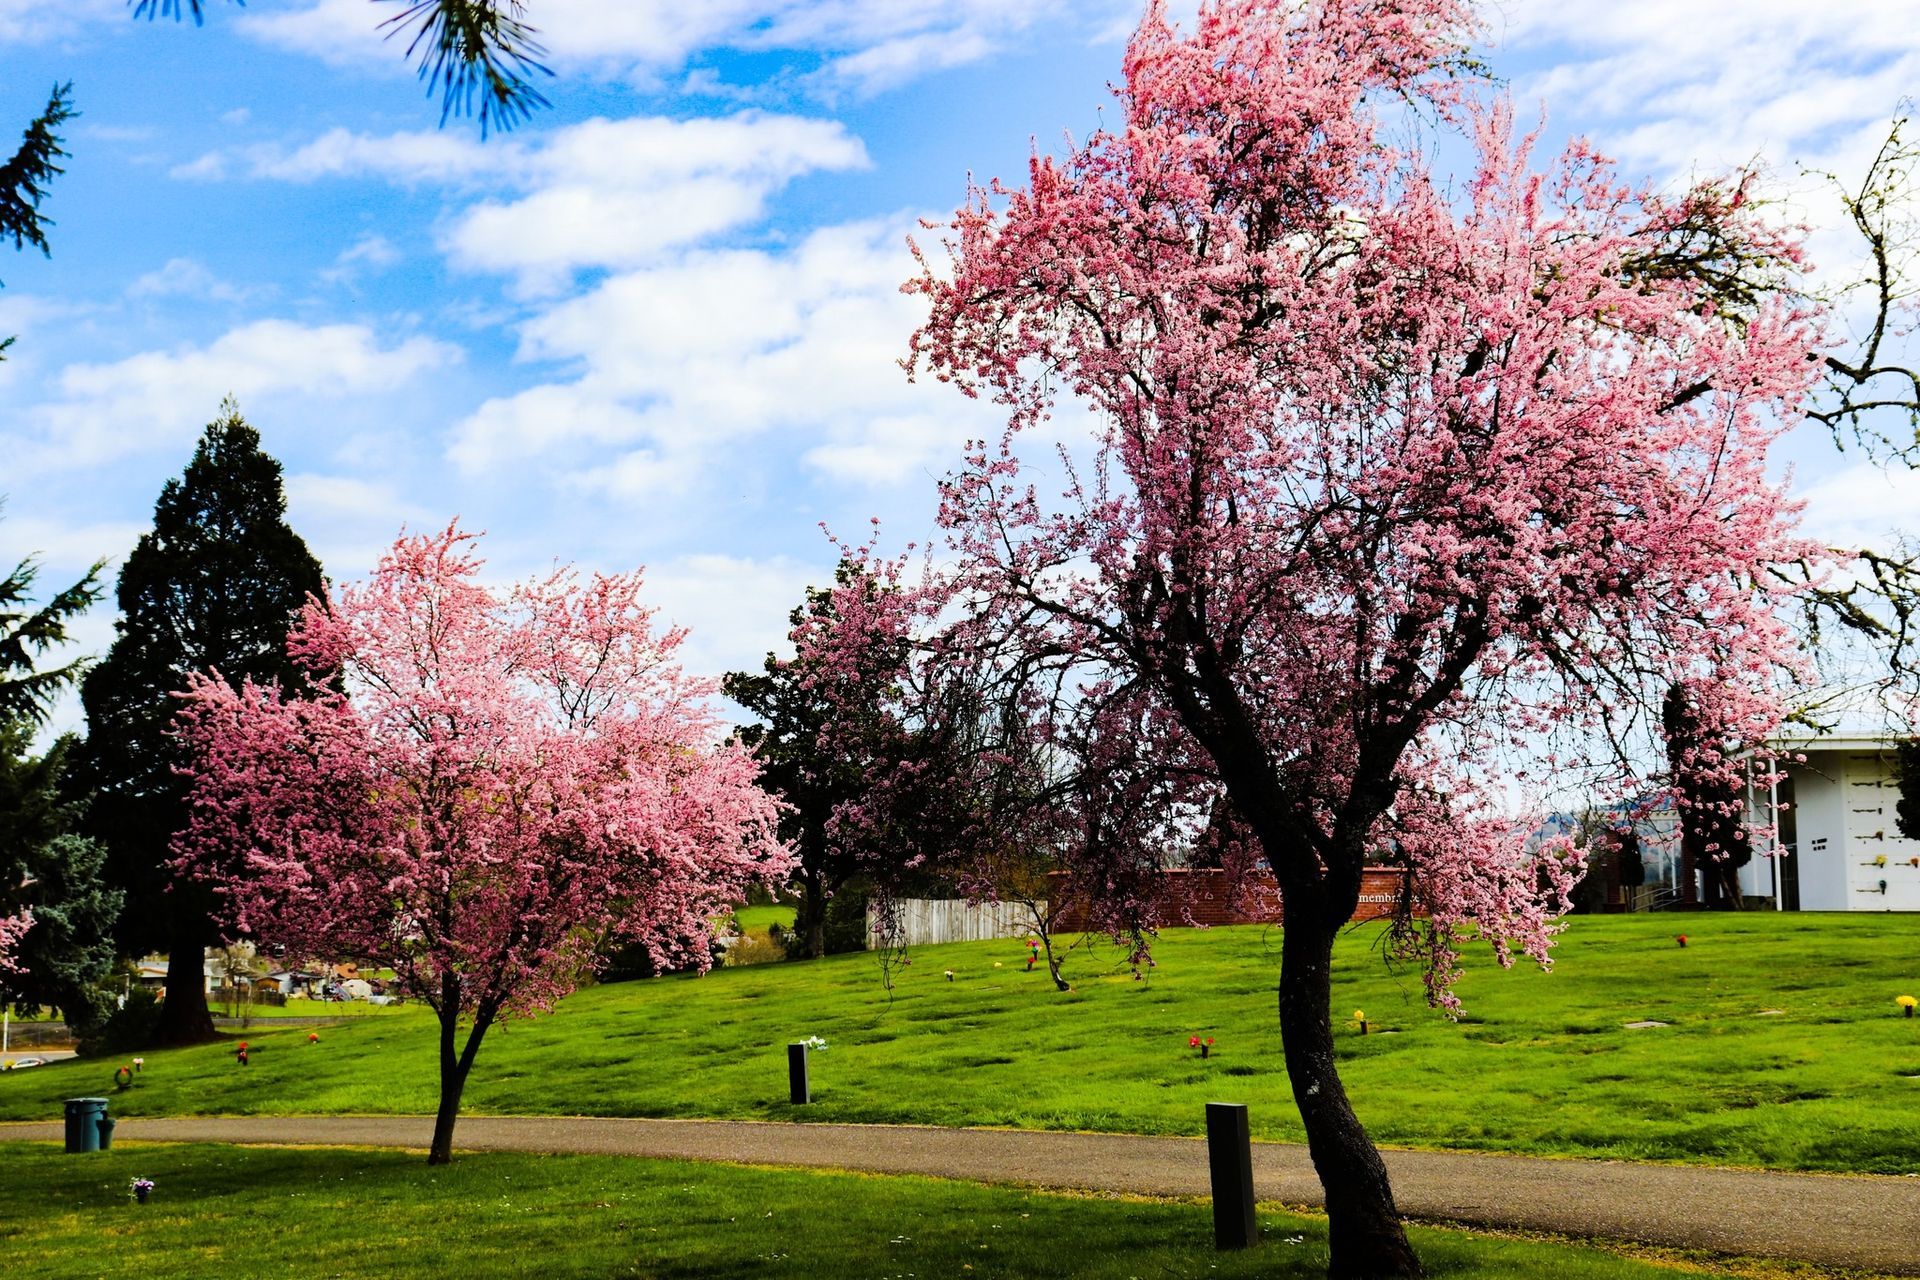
[0,908,30,975]
[173,526,787,1164]
[903,1,1824,1273]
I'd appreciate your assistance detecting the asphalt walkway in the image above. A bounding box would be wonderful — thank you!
[5,1114,1917,1275]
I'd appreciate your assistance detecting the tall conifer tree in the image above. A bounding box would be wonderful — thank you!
[0,727,121,1022]
[0,511,116,1023]
[76,402,323,1044]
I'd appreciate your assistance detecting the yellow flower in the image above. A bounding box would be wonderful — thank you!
[1898,995,1917,1010]
[1354,1010,1367,1022]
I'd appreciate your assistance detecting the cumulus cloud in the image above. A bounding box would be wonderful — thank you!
[174,126,509,185]
[126,258,253,304]
[1796,460,1920,553]
[283,472,437,578]
[447,217,996,495]
[445,114,868,284]
[241,0,1133,94]
[175,112,869,290]
[1499,0,1920,181]
[6,320,461,473]
[0,511,145,574]
[319,235,403,285]
[642,552,821,682]
[0,0,117,44]
[825,30,999,95]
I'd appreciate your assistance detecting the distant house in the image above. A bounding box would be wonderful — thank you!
[131,952,219,995]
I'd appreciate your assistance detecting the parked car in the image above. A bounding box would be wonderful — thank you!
[3,1057,45,1070]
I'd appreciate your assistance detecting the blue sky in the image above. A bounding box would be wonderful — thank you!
[1,0,1916,729]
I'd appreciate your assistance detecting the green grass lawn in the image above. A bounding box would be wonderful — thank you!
[0,1142,1809,1280]
[731,903,797,933]
[220,1001,408,1019]
[4,915,1917,1173]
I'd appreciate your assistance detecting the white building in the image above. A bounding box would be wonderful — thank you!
[1741,733,1920,912]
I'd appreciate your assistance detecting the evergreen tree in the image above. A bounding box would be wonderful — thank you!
[0,82,72,284]
[0,509,116,1023]
[75,403,324,1044]
[723,569,892,960]
[724,565,983,959]
[0,724,121,1022]
[0,508,101,725]
[1892,739,1920,844]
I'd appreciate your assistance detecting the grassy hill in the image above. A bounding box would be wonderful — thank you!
[5,914,1918,1173]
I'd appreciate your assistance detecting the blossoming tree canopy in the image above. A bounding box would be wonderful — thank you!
[906,0,1823,1273]
[173,525,788,1163]
[0,908,30,974]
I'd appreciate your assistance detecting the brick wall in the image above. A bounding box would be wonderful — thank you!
[1047,866,1415,930]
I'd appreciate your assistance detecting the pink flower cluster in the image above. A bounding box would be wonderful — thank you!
[891,0,1824,1005]
[172,524,790,1022]
[0,908,30,975]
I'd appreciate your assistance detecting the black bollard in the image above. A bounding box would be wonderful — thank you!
[787,1042,810,1105]
[1206,1102,1257,1250]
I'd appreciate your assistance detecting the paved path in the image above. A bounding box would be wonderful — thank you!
[5,1115,1917,1274]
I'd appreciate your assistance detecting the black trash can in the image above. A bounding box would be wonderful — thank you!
[97,1114,117,1150]
[63,1097,109,1154]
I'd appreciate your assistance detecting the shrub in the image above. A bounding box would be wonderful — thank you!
[75,987,161,1057]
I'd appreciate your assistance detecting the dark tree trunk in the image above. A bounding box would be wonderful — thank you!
[428,1003,492,1165]
[1704,861,1745,910]
[1030,909,1069,992]
[151,911,217,1046]
[1279,912,1424,1279]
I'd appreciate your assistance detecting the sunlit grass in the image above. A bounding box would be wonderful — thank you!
[0,1142,1764,1280]
[5,915,1917,1173]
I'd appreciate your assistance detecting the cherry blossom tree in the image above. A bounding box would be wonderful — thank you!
[174,526,786,1164]
[0,908,30,975]
[903,1,1825,1273]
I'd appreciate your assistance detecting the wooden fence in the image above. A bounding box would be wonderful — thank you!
[868,898,1042,948]
[1046,866,1415,930]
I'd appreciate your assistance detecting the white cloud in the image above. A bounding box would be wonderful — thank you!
[1796,460,1920,553]
[824,30,998,95]
[242,0,1130,93]
[642,552,820,681]
[451,384,652,475]
[336,234,400,268]
[802,413,973,485]
[443,113,867,285]
[283,472,435,578]
[0,0,117,44]
[126,258,252,304]
[320,234,403,285]
[168,151,229,181]
[175,126,508,185]
[81,124,159,143]
[176,112,868,290]
[1499,0,1920,181]
[0,511,145,575]
[8,320,462,472]
[447,217,995,493]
